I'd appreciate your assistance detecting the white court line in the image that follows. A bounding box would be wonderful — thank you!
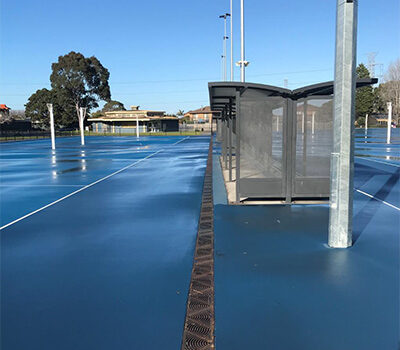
[356,189,400,211]
[0,185,84,188]
[356,156,400,168]
[0,137,190,231]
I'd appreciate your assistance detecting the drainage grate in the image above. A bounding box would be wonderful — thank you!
[181,138,215,350]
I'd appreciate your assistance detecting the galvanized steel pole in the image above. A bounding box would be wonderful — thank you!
[240,0,245,82]
[328,0,358,248]
[47,103,55,150]
[387,102,392,144]
[230,0,234,81]
[224,15,228,81]
[136,115,140,138]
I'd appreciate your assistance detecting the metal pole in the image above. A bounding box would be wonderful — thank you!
[240,0,245,82]
[136,116,140,138]
[387,102,392,144]
[228,100,233,181]
[79,107,86,146]
[365,113,368,130]
[230,0,234,81]
[224,16,227,81]
[47,103,55,150]
[312,112,315,135]
[328,0,358,248]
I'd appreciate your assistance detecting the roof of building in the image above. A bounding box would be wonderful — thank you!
[104,110,165,116]
[88,115,178,122]
[185,106,219,116]
[0,104,10,110]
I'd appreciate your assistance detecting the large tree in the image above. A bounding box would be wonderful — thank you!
[355,63,374,122]
[25,89,69,128]
[50,51,111,123]
[102,100,126,112]
[379,59,400,120]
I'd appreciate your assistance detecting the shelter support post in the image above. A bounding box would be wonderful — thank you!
[228,99,233,181]
[302,101,308,176]
[224,110,228,169]
[235,90,241,203]
[328,0,358,248]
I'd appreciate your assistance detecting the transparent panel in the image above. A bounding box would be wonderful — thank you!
[240,97,285,179]
[295,98,333,179]
[216,120,223,142]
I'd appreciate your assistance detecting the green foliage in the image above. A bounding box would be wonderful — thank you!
[373,85,386,114]
[50,51,111,119]
[102,100,126,112]
[356,116,365,127]
[355,63,374,119]
[91,110,104,118]
[25,89,62,128]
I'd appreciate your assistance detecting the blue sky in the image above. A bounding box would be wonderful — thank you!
[1,0,399,113]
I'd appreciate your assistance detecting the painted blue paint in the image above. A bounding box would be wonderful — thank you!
[1,136,210,350]
[213,129,399,349]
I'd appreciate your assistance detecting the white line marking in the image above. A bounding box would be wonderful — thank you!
[173,136,190,145]
[0,151,162,230]
[356,157,400,168]
[0,185,84,188]
[0,136,191,231]
[356,189,400,211]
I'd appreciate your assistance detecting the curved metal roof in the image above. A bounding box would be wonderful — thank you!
[209,78,377,113]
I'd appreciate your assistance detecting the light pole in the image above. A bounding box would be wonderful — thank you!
[236,0,249,82]
[219,13,230,81]
[230,0,234,81]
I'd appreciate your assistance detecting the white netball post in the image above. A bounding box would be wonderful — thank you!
[136,115,140,138]
[79,107,87,146]
[47,103,56,150]
[387,102,392,144]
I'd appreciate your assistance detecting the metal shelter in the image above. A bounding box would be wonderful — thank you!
[209,79,376,204]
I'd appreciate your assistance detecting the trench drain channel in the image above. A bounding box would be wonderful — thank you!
[181,138,215,350]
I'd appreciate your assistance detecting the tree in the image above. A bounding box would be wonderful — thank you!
[379,59,400,120]
[50,51,111,123]
[355,63,374,120]
[25,89,76,128]
[25,89,62,128]
[176,109,185,117]
[102,100,125,112]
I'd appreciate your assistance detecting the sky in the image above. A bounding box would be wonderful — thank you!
[1,0,399,114]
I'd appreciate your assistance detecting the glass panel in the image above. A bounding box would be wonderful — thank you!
[240,98,285,179]
[295,98,333,178]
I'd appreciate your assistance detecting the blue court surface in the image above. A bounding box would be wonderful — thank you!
[1,129,399,350]
[1,135,210,349]
[213,128,399,350]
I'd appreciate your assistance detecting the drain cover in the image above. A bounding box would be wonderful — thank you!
[181,138,215,350]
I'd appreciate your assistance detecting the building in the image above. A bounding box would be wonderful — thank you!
[88,105,179,133]
[184,106,217,124]
[0,104,11,121]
